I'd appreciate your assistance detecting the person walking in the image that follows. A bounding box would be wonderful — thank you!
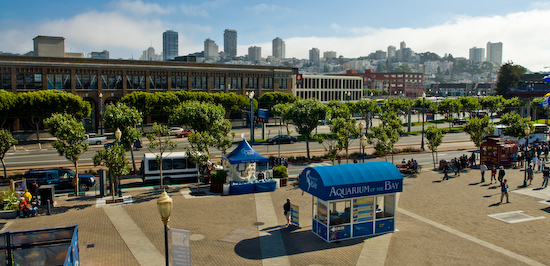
[542,167,550,188]
[500,179,509,204]
[480,163,488,183]
[526,165,534,186]
[283,198,291,227]
[490,165,497,184]
[443,163,450,180]
[498,166,506,184]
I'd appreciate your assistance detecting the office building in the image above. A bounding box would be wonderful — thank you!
[224,29,237,58]
[295,75,363,102]
[140,47,162,61]
[162,30,178,61]
[248,46,261,62]
[486,42,503,65]
[309,48,320,63]
[204,39,219,59]
[33,36,65,57]
[342,69,424,98]
[272,37,285,60]
[91,50,109,59]
[387,46,396,59]
[469,47,485,63]
[324,51,337,59]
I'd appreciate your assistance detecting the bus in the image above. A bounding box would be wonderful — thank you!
[140,152,198,185]
[518,124,550,145]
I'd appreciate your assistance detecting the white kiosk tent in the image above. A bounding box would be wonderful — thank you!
[299,161,403,242]
[221,139,269,182]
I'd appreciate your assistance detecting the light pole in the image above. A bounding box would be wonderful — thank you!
[360,135,367,163]
[99,93,103,135]
[247,91,255,144]
[523,126,531,187]
[358,122,363,157]
[115,128,122,197]
[157,190,173,266]
[421,92,426,150]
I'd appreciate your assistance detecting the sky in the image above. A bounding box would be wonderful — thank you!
[1,0,550,72]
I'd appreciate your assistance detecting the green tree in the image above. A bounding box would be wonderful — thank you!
[16,90,91,142]
[500,111,531,139]
[44,113,89,195]
[146,123,177,187]
[313,134,339,165]
[326,101,351,120]
[479,95,505,121]
[0,129,18,180]
[103,103,143,172]
[258,92,298,110]
[281,99,328,159]
[463,116,494,147]
[438,98,462,128]
[425,125,445,169]
[496,62,527,96]
[0,90,18,129]
[459,96,481,118]
[352,99,381,134]
[368,111,403,163]
[93,143,130,201]
[330,117,360,163]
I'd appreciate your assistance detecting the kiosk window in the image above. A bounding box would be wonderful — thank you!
[329,200,351,225]
[316,199,328,225]
[375,195,395,219]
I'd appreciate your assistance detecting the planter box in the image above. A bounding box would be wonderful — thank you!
[0,210,18,219]
[210,183,223,193]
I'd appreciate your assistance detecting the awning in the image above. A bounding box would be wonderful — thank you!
[222,139,269,164]
[299,161,403,201]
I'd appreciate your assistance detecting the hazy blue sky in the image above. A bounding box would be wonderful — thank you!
[1,0,549,71]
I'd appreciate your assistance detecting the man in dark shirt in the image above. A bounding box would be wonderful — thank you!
[500,179,509,204]
[283,198,291,227]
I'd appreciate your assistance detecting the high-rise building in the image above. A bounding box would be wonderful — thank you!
[224,29,237,58]
[248,46,261,62]
[162,30,178,61]
[387,46,396,59]
[469,47,485,63]
[400,41,406,50]
[324,51,337,59]
[272,37,285,60]
[486,42,503,65]
[309,48,320,63]
[204,38,219,59]
[33,36,65,57]
[140,46,162,61]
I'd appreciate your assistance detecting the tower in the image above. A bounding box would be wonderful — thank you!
[486,42,503,65]
[162,30,178,61]
[272,37,285,60]
[309,48,320,63]
[224,29,237,58]
[204,38,219,59]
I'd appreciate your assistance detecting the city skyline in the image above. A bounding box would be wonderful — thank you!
[1,0,549,71]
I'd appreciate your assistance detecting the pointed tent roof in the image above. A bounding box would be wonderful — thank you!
[222,140,269,164]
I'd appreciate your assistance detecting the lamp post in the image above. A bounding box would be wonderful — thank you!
[157,190,173,266]
[523,126,531,187]
[247,91,255,144]
[421,92,426,150]
[115,128,122,197]
[360,135,367,163]
[358,122,363,157]
[99,93,103,135]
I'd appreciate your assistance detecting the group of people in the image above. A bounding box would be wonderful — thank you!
[19,182,40,218]
[442,154,475,180]
[401,158,419,172]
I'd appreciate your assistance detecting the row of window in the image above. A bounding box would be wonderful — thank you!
[299,78,362,90]
[297,90,362,102]
[0,71,289,91]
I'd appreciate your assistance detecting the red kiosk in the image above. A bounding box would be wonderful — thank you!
[480,137,519,167]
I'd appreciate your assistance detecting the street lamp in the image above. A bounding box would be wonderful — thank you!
[247,91,255,144]
[358,122,364,156]
[157,190,173,266]
[421,92,426,150]
[99,93,103,135]
[115,128,122,197]
[523,126,531,187]
[360,135,368,163]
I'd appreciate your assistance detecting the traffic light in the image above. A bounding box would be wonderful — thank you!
[296,74,303,85]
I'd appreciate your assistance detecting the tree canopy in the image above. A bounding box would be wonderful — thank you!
[496,62,527,96]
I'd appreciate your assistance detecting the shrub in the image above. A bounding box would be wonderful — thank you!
[0,190,20,210]
[273,166,288,178]
[210,170,228,184]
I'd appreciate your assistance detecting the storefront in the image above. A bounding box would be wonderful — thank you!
[299,161,403,242]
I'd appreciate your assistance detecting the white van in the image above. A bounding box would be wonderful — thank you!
[140,152,198,185]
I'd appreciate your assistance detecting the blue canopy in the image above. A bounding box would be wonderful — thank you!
[299,161,403,201]
[222,140,269,164]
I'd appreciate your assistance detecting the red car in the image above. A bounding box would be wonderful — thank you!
[176,130,193,138]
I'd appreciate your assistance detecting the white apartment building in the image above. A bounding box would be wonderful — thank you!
[295,75,363,102]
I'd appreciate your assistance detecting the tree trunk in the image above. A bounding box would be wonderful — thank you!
[74,162,80,196]
[159,158,164,189]
[130,148,137,172]
[196,168,201,194]
[432,151,436,170]
[1,158,6,179]
[306,135,311,159]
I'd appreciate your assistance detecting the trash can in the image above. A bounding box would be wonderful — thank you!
[38,185,55,206]
[439,160,447,171]
[222,183,230,195]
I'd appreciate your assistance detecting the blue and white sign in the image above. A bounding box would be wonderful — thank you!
[172,229,191,266]
[299,161,403,201]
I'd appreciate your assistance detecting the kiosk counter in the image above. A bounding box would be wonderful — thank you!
[299,161,403,242]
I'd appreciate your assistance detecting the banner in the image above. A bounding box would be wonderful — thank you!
[291,204,299,227]
[172,229,191,266]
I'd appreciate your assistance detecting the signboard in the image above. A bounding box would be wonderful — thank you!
[352,197,374,223]
[330,225,345,232]
[257,109,269,123]
[426,112,434,121]
[172,229,191,266]
[290,204,299,226]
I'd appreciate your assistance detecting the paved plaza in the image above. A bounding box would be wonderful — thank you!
[2,159,550,266]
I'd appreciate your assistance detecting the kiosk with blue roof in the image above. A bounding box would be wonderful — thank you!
[299,161,403,242]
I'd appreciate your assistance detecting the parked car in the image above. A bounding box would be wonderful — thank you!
[452,118,468,125]
[169,127,184,135]
[133,139,142,149]
[103,141,119,148]
[176,129,194,138]
[23,168,96,192]
[267,135,297,145]
[83,134,108,145]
